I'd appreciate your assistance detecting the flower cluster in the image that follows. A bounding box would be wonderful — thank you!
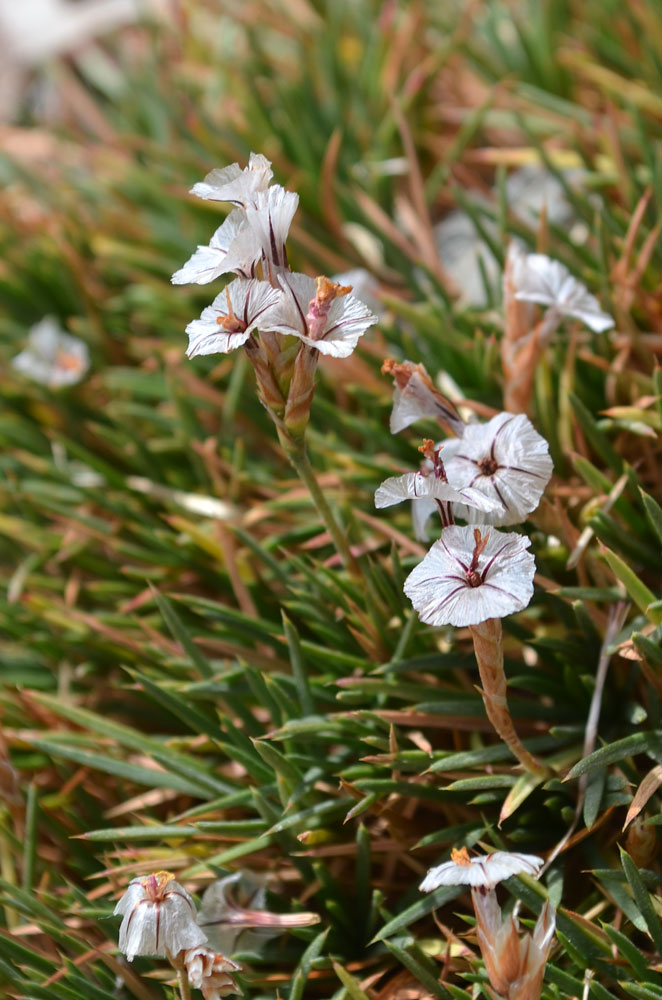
[420,848,555,1000]
[380,360,552,775]
[113,869,319,999]
[173,153,378,446]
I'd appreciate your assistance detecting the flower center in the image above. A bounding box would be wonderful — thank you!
[217,288,247,334]
[419,439,447,481]
[305,276,352,339]
[451,846,472,866]
[478,456,498,476]
[139,870,175,901]
[466,528,490,587]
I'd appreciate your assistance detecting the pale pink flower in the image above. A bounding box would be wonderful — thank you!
[404,525,536,627]
[190,153,273,207]
[513,252,614,332]
[442,412,553,526]
[185,279,282,358]
[114,871,206,961]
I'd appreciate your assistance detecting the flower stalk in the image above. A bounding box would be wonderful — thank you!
[283,441,360,578]
[469,617,548,777]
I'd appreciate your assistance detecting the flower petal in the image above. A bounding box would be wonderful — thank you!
[404,526,535,627]
[186,279,282,358]
[190,154,273,207]
[442,412,553,526]
[513,253,614,332]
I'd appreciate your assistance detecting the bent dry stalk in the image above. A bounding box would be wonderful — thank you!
[469,617,548,777]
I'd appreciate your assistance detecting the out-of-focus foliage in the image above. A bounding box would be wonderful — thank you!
[1,1,662,999]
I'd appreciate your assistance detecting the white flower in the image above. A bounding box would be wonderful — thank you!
[12,317,89,388]
[375,472,502,517]
[184,946,242,999]
[185,279,283,358]
[197,871,319,956]
[190,153,273,207]
[172,210,262,285]
[513,252,614,332]
[383,359,465,436]
[114,871,207,961]
[404,525,536,627]
[265,272,378,357]
[420,847,543,891]
[243,185,300,271]
[441,412,553,526]
[197,872,278,956]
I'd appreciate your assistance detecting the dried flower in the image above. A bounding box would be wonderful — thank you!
[421,848,554,1000]
[441,412,553,525]
[172,211,261,285]
[197,871,319,956]
[513,252,614,332]
[183,945,242,999]
[190,153,273,207]
[382,358,465,436]
[404,526,535,628]
[474,892,556,1000]
[114,871,207,961]
[185,279,283,358]
[420,847,543,891]
[12,317,89,388]
[268,273,378,357]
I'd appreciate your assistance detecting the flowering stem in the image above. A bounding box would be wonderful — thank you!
[283,443,360,578]
[469,618,548,777]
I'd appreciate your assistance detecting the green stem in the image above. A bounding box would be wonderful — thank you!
[284,445,360,578]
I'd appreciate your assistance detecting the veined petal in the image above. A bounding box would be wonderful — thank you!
[186,279,282,358]
[375,472,502,514]
[190,154,273,207]
[244,185,299,269]
[411,497,438,541]
[442,412,553,525]
[513,252,614,332]
[265,272,378,357]
[172,211,261,285]
[404,525,535,627]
